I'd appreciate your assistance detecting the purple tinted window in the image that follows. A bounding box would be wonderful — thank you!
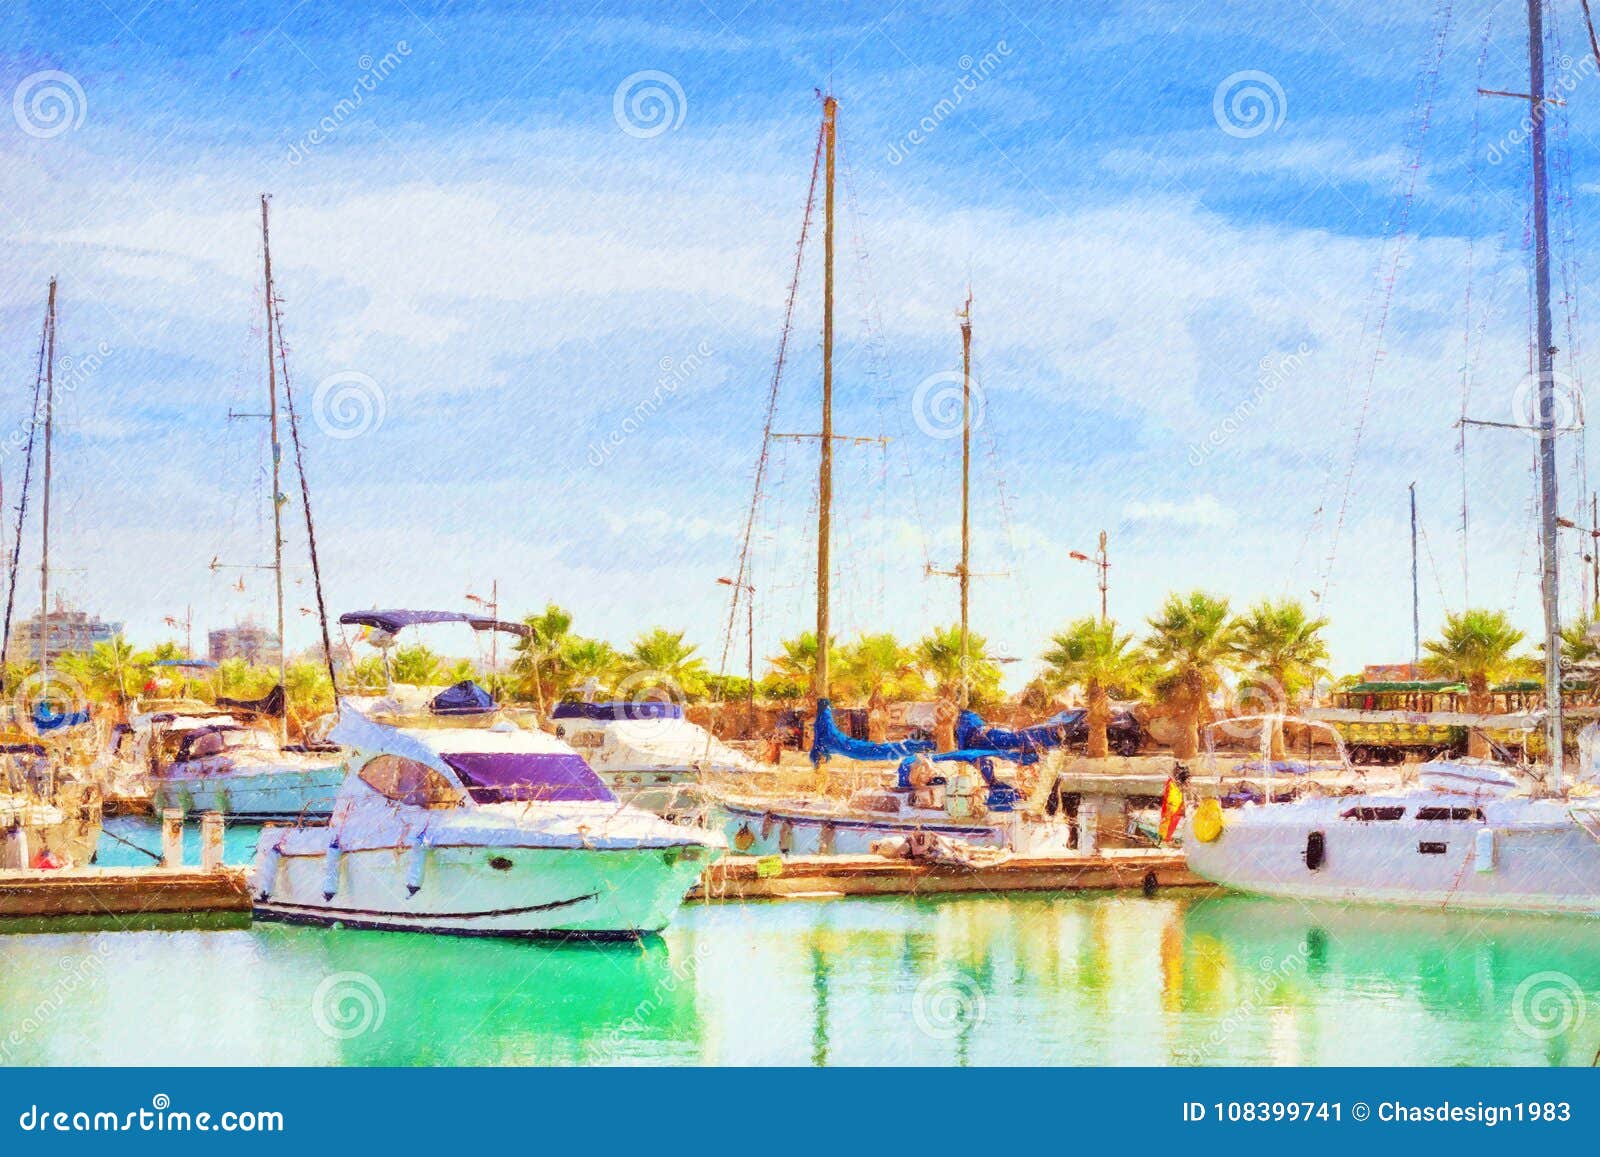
[440,752,615,804]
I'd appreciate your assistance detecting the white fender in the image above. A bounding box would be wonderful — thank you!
[253,834,285,900]
[321,841,344,900]
[405,837,429,896]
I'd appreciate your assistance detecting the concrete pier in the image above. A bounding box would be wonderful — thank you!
[0,865,251,919]
[692,849,1207,901]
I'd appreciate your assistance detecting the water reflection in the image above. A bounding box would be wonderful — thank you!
[3,887,1598,1064]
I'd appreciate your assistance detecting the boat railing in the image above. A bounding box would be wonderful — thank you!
[1200,715,1353,805]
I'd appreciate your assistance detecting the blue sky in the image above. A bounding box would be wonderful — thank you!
[0,0,1596,684]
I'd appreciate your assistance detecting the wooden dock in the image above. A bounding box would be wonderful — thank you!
[0,866,251,919]
[692,850,1208,901]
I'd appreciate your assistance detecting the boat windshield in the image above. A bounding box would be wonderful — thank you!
[440,751,615,804]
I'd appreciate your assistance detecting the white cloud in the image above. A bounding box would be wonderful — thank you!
[1123,494,1238,528]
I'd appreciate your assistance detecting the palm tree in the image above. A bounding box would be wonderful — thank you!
[1145,591,1238,760]
[624,628,709,699]
[1040,618,1145,758]
[561,637,621,700]
[915,625,1002,707]
[511,604,575,712]
[836,633,926,706]
[1231,598,1331,758]
[767,632,836,707]
[1423,608,1526,757]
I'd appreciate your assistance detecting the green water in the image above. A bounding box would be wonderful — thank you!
[4,821,1598,1065]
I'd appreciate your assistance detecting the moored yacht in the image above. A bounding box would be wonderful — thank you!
[1186,4,1600,917]
[252,610,724,937]
[548,699,760,818]
[1185,752,1600,914]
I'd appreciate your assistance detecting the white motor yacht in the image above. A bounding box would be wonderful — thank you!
[252,611,723,938]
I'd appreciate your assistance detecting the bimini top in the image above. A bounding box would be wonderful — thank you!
[339,609,532,637]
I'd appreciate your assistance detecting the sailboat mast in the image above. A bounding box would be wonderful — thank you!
[261,195,288,745]
[1528,0,1563,789]
[38,278,56,683]
[814,95,836,703]
[958,292,973,708]
[1409,482,1420,668]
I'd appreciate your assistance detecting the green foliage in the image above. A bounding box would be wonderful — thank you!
[1231,598,1330,702]
[1422,608,1527,694]
[1040,617,1145,699]
[835,633,926,705]
[914,625,1002,705]
[765,632,834,698]
[623,627,708,698]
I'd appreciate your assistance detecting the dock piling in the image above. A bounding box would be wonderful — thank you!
[200,813,224,871]
[160,809,184,868]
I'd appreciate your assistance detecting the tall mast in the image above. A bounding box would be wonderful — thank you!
[38,278,56,683]
[958,291,973,708]
[814,95,836,703]
[261,194,288,745]
[1528,0,1563,789]
[1409,482,1420,668]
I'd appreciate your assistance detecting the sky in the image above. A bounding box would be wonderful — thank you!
[0,0,1597,686]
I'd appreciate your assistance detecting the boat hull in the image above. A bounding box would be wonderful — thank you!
[152,766,346,821]
[1186,801,1600,915]
[253,842,714,937]
[597,769,699,818]
[718,801,1009,857]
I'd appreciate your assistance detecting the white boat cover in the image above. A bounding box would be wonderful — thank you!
[1418,758,1522,798]
[596,718,757,775]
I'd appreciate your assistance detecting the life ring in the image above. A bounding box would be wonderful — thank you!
[1192,798,1224,843]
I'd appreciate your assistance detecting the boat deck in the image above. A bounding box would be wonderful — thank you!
[691,849,1207,901]
[0,866,252,919]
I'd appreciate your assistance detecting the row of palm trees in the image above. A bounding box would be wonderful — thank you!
[5,596,1567,758]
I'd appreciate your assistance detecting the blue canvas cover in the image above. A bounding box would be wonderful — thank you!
[429,680,497,715]
[31,701,90,732]
[955,708,1083,754]
[810,698,935,765]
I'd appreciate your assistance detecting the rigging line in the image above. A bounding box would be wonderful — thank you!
[715,112,825,683]
[1418,518,1450,614]
[835,132,895,617]
[0,290,51,692]
[1320,0,1456,603]
[268,283,339,699]
[1460,12,1496,607]
[1547,12,1591,606]
[1582,0,1600,71]
[837,133,936,577]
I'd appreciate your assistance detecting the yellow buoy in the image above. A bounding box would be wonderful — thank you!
[1192,798,1224,843]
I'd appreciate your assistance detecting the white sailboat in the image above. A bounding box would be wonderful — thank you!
[146,196,344,819]
[252,611,723,937]
[0,278,102,869]
[1185,0,1600,915]
[711,102,1060,856]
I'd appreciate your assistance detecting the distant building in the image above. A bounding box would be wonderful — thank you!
[1362,663,1422,683]
[208,622,280,665]
[8,606,124,664]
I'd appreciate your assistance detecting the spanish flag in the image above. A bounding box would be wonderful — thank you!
[1157,776,1185,844]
